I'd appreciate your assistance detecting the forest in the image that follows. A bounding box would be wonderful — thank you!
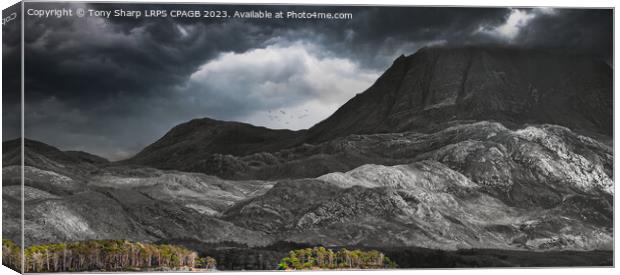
[2,239,20,272]
[277,247,397,270]
[4,239,611,272]
[2,239,216,272]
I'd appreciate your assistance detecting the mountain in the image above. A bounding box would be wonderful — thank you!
[3,138,108,173]
[126,117,305,171]
[218,122,612,250]
[223,160,611,250]
[2,139,275,247]
[126,46,612,174]
[2,139,109,194]
[4,120,612,251]
[307,46,612,142]
[121,120,614,188]
[3,139,111,243]
[3,46,614,266]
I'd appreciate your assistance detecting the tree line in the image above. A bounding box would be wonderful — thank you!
[2,239,216,272]
[278,247,397,270]
[2,239,21,272]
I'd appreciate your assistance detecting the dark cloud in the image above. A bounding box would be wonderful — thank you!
[515,8,612,60]
[11,2,612,160]
[2,2,22,141]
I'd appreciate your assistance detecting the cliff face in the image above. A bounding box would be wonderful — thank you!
[307,47,612,142]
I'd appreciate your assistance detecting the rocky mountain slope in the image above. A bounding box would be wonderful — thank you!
[3,120,613,251]
[2,140,275,246]
[127,118,305,170]
[220,122,612,250]
[308,46,612,142]
[126,46,612,174]
[3,139,108,181]
[2,46,613,258]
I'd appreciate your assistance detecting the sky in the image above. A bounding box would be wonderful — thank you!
[2,2,613,160]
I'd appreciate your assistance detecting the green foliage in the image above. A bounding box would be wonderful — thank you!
[194,255,217,269]
[277,246,397,270]
[277,262,289,270]
[2,239,22,272]
[2,239,216,273]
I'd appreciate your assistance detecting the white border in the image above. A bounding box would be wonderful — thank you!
[0,1,617,275]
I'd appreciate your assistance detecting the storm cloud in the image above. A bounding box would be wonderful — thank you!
[8,2,612,160]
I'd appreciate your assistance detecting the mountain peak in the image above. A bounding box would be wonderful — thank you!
[126,117,305,170]
[126,46,612,174]
[2,138,109,179]
[306,46,612,142]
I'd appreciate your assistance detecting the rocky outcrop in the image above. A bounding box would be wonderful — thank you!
[223,159,611,250]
